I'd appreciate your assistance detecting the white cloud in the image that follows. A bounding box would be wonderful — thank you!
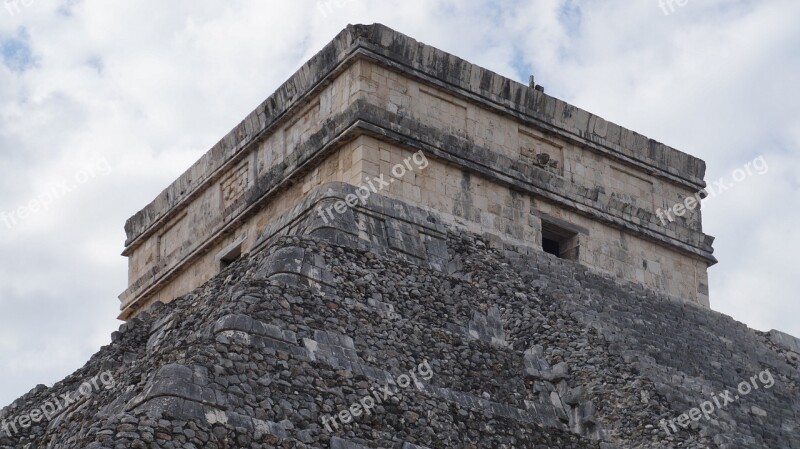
[0,0,797,406]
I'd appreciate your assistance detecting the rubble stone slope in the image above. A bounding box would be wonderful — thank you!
[2,218,798,448]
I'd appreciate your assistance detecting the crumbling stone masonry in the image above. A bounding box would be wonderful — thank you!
[1,185,798,448]
[7,23,798,449]
[119,23,716,320]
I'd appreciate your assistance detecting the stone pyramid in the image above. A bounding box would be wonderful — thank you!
[1,193,798,448]
[2,23,798,449]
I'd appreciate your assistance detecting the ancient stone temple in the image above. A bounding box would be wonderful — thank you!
[2,24,798,449]
[119,23,716,320]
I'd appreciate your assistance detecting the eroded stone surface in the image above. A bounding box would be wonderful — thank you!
[118,23,715,320]
[2,216,797,448]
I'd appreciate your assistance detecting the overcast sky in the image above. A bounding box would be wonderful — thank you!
[0,0,797,406]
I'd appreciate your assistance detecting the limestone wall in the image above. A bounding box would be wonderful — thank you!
[122,137,366,317]
[119,24,716,318]
[358,61,702,232]
[125,62,366,285]
[341,136,708,306]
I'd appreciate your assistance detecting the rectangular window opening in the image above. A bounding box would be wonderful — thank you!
[218,240,244,272]
[541,222,580,261]
[219,245,242,270]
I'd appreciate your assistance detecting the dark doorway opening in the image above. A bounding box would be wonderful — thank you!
[542,236,561,257]
[541,222,580,261]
